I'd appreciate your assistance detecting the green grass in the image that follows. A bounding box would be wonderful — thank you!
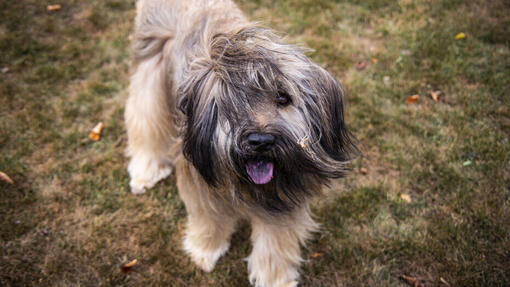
[1,0,509,286]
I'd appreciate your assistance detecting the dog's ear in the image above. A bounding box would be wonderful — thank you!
[311,66,358,164]
[178,68,221,186]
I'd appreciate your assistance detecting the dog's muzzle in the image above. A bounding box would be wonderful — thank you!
[247,133,275,152]
[244,133,275,185]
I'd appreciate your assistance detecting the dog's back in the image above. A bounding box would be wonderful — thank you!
[132,0,248,88]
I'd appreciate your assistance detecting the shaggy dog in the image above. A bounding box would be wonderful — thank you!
[125,0,356,286]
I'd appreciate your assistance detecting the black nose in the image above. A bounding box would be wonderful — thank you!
[247,133,275,151]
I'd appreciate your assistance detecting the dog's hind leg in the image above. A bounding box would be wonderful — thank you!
[125,33,176,194]
[176,160,238,272]
[247,208,318,287]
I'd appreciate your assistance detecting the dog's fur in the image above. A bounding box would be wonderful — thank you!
[125,1,356,286]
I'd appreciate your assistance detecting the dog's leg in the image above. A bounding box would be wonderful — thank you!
[247,208,318,287]
[125,48,175,194]
[176,161,238,272]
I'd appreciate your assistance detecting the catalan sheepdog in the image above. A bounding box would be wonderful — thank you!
[125,1,357,286]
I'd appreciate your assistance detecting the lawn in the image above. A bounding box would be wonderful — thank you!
[1,0,509,286]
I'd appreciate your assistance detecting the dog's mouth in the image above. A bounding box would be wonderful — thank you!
[246,159,274,185]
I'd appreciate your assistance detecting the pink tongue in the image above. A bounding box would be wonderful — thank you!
[246,160,274,184]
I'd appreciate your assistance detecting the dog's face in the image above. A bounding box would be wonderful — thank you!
[177,27,356,212]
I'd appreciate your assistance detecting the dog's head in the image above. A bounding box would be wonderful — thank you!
[177,27,357,212]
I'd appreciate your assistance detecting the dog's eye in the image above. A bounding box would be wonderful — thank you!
[277,92,291,107]
[179,97,189,114]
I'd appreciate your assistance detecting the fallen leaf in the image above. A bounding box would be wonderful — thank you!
[310,252,322,258]
[89,122,104,141]
[121,259,137,274]
[399,274,425,287]
[406,94,420,104]
[0,171,14,184]
[370,57,378,63]
[47,4,62,11]
[429,90,441,102]
[455,32,466,40]
[400,193,412,203]
[360,167,368,175]
[440,277,451,286]
[1,67,9,73]
[355,61,367,71]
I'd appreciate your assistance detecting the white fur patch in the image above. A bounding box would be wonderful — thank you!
[127,150,172,194]
[183,235,230,272]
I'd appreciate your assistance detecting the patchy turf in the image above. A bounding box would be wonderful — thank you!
[1,0,509,286]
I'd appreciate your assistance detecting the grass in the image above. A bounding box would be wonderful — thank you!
[1,0,509,286]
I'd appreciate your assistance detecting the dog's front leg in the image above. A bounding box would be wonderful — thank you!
[248,208,318,287]
[125,49,175,194]
[176,160,238,272]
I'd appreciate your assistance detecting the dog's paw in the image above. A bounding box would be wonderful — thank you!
[279,281,298,287]
[248,259,300,287]
[153,164,173,183]
[128,161,172,194]
[250,278,298,287]
[183,236,230,272]
[129,178,149,194]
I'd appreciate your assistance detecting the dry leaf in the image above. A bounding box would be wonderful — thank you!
[1,67,9,73]
[310,252,322,258]
[455,32,466,40]
[429,90,441,102]
[121,259,137,274]
[399,275,425,287]
[47,4,62,11]
[370,57,378,63]
[89,122,104,141]
[360,167,368,175]
[406,94,419,104]
[0,171,14,184]
[400,193,412,203]
[355,61,367,71]
[439,277,451,286]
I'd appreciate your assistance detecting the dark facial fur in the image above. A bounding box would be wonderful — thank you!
[178,27,357,213]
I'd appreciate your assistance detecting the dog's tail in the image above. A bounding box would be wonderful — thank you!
[131,1,176,66]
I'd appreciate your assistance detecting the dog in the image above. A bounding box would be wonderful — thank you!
[125,0,357,286]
